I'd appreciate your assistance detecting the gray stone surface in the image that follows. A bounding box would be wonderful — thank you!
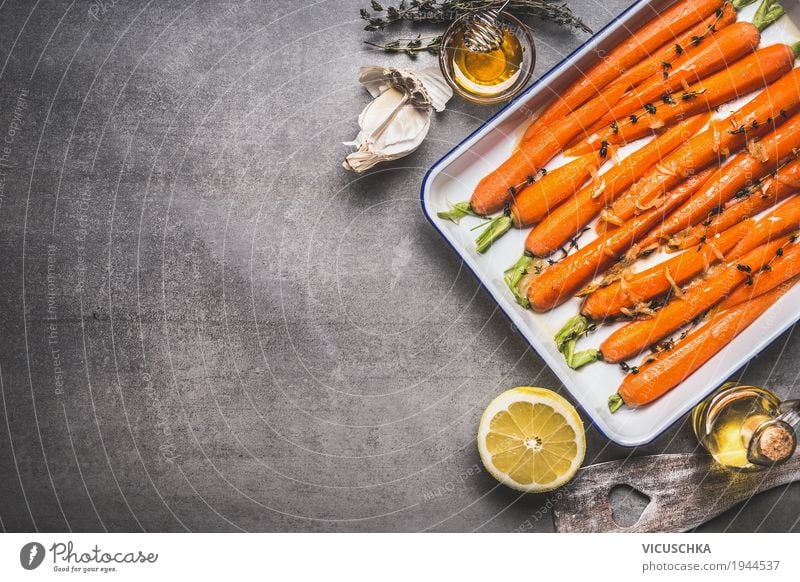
[0,0,797,533]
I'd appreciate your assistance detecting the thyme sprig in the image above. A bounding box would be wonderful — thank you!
[360,0,591,56]
[364,35,443,57]
[361,0,590,32]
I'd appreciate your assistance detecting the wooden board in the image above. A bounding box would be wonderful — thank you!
[552,453,800,532]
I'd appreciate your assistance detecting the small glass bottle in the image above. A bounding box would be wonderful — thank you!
[692,382,800,471]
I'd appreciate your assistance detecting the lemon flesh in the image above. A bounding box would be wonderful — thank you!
[478,387,585,492]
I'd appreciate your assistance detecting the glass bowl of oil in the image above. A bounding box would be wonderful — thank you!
[438,12,535,105]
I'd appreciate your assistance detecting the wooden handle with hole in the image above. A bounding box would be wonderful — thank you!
[552,453,800,532]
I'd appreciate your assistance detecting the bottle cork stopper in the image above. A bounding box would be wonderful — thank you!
[757,425,795,462]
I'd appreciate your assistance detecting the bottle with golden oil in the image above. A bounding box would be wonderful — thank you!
[692,382,800,471]
[439,12,535,105]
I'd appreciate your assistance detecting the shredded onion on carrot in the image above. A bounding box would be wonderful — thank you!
[712,125,721,153]
[655,163,678,178]
[579,262,629,296]
[664,267,684,298]
[610,145,620,166]
[631,302,657,319]
[636,195,666,211]
[600,209,625,227]
[709,242,725,261]
[621,301,656,320]
[623,243,646,264]
[747,139,769,162]
[592,179,607,199]
[667,230,690,249]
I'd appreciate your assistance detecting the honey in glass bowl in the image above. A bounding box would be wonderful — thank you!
[450,29,524,97]
[439,13,534,105]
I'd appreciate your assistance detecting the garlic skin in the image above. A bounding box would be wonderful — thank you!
[343,66,452,174]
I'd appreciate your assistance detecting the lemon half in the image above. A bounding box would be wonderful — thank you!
[478,387,586,493]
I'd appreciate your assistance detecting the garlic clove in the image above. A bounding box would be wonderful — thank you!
[355,87,408,139]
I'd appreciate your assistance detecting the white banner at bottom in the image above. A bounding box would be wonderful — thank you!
[0,533,794,581]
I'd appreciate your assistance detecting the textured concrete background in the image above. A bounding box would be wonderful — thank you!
[0,0,798,532]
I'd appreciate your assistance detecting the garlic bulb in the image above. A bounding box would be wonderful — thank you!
[343,66,452,173]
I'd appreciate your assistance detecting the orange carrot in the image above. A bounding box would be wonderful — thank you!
[510,152,603,227]
[637,111,800,250]
[597,21,763,127]
[583,195,800,320]
[668,159,800,250]
[581,220,750,320]
[527,169,714,312]
[530,2,736,147]
[599,235,791,363]
[566,42,800,157]
[469,83,627,215]
[614,2,737,91]
[719,242,800,309]
[606,67,800,225]
[523,0,723,138]
[524,114,711,257]
[611,278,796,409]
[727,197,800,259]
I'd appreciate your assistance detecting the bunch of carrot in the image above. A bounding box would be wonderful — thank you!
[437,0,800,410]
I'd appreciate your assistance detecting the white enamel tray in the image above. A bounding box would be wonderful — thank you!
[421,0,800,445]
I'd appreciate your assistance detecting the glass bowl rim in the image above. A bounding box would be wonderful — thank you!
[437,11,536,105]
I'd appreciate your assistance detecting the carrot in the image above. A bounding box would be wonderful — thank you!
[476,152,607,252]
[566,42,800,157]
[668,158,800,250]
[637,111,800,250]
[610,278,796,410]
[581,220,750,320]
[477,152,606,251]
[510,152,603,227]
[527,168,715,312]
[614,3,738,90]
[530,2,737,147]
[599,235,792,363]
[522,0,724,139]
[582,195,800,320]
[610,71,800,226]
[597,21,763,128]
[727,198,800,259]
[719,241,800,308]
[473,7,796,216]
[469,83,627,216]
[524,114,711,257]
